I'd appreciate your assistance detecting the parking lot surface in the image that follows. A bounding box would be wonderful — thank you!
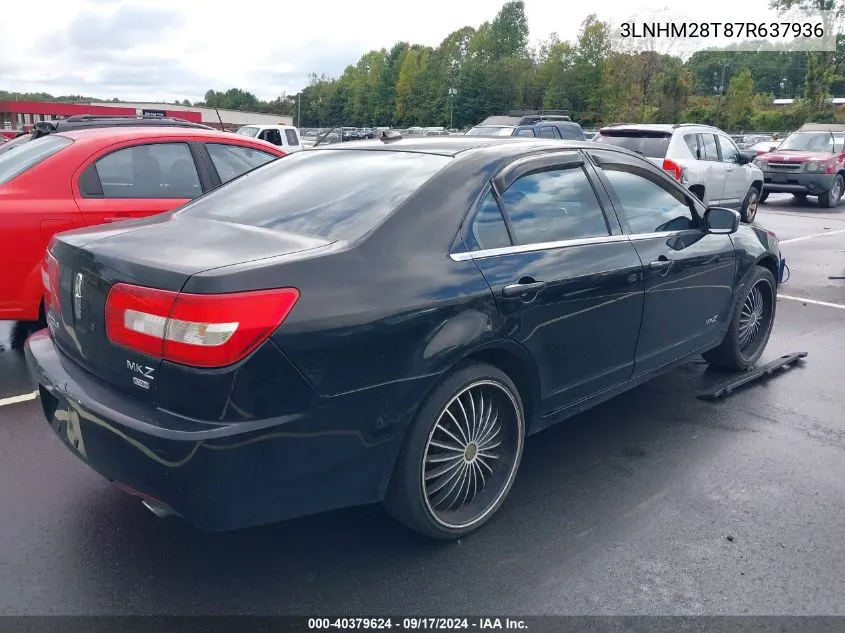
[0,195,843,615]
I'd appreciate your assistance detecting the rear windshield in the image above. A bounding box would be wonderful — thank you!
[0,133,35,156]
[594,131,671,158]
[236,126,260,138]
[466,126,515,136]
[179,149,451,241]
[0,135,72,185]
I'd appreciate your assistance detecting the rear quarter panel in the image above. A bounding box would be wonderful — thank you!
[0,142,84,320]
[181,149,511,410]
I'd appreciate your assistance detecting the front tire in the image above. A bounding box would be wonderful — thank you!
[739,186,760,223]
[385,362,525,539]
[703,266,777,371]
[759,191,769,203]
[819,174,843,208]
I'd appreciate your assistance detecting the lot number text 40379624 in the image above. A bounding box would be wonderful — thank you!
[307,617,528,630]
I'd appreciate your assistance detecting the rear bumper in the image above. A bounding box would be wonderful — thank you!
[762,171,834,194]
[24,329,409,531]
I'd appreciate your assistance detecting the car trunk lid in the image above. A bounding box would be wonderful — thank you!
[46,214,332,403]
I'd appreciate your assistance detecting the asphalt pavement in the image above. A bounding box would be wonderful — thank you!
[0,194,844,615]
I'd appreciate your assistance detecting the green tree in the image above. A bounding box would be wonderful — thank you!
[724,67,755,130]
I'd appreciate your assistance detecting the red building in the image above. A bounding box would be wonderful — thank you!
[0,100,203,135]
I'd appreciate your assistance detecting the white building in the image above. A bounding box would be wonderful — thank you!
[87,101,292,129]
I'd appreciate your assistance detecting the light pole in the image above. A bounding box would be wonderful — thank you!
[448,86,457,129]
[297,92,301,128]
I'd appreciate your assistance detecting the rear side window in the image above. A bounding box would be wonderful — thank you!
[467,192,511,251]
[537,126,558,139]
[94,143,201,199]
[683,134,701,159]
[594,131,671,158]
[285,129,299,146]
[0,135,71,185]
[206,143,278,184]
[179,149,451,241]
[515,128,535,137]
[700,134,719,161]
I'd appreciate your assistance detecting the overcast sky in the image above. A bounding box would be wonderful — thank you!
[0,0,786,103]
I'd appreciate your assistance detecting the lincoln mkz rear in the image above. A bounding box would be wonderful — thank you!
[26,136,782,539]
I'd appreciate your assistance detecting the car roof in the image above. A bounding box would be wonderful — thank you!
[56,126,277,145]
[310,135,615,158]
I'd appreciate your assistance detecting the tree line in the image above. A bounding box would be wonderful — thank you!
[4,0,844,132]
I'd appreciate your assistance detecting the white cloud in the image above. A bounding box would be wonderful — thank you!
[0,0,782,102]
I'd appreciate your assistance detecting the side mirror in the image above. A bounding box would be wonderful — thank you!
[736,151,755,165]
[704,207,741,234]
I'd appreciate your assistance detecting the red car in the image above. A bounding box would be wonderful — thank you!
[0,126,287,324]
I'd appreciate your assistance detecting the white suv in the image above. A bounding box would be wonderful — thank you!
[594,124,764,223]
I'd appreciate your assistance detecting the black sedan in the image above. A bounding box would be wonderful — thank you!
[25,136,783,539]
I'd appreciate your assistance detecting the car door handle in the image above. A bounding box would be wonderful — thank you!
[726,167,735,172]
[649,259,672,271]
[502,280,547,297]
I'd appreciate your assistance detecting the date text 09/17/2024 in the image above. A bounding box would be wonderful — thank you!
[307,618,528,630]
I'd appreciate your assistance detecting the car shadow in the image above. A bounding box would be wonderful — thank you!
[51,356,769,614]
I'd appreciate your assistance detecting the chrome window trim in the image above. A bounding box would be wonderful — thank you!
[449,229,694,261]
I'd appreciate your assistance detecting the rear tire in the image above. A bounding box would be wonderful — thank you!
[818,175,843,208]
[739,186,760,223]
[385,362,525,540]
[703,266,777,371]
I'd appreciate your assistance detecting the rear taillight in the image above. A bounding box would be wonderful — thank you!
[662,158,684,181]
[105,284,299,368]
[42,250,61,312]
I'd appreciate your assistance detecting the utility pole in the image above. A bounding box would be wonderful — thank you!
[716,60,728,124]
[297,92,301,128]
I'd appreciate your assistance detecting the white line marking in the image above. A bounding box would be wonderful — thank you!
[0,391,38,407]
[779,294,845,310]
[780,228,845,244]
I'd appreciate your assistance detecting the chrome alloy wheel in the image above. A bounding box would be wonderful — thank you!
[421,380,523,530]
[738,280,770,353]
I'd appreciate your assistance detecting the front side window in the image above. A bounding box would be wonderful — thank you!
[206,143,278,184]
[500,166,610,245]
[717,135,739,163]
[94,142,201,199]
[601,166,695,233]
[179,149,450,241]
[236,126,260,138]
[259,129,283,145]
[467,192,511,251]
[0,134,71,185]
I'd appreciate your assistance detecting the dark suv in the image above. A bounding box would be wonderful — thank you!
[0,114,213,156]
[465,110,586,140]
